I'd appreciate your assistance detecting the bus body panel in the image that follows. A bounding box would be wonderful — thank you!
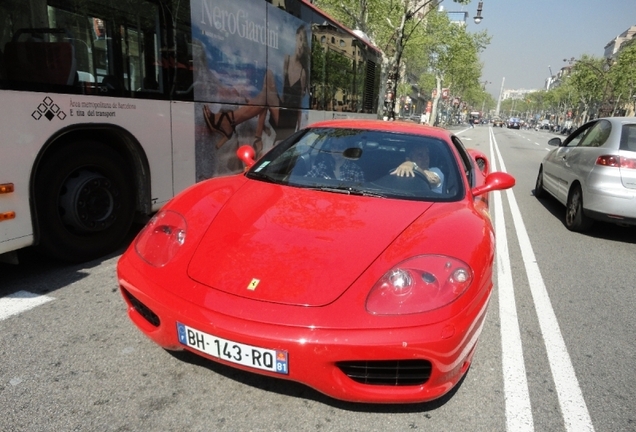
[0,91,174,254]
[171,101,198,196]
[307,110,378,125]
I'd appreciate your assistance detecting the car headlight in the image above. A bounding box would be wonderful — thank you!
[366,255,472,315]
[134,210,187,267]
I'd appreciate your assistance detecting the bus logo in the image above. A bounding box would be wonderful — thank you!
[32,97,66,121]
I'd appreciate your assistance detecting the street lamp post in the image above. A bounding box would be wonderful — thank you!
[473,1,484,24]
[449,2,484,25]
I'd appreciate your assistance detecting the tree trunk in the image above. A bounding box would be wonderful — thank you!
[429,75,442,126]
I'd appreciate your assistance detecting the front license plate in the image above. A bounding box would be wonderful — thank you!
[176,322,288,375]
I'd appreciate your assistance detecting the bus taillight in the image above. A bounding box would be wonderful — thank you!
[0,211,16,221]
[0,183,14,194]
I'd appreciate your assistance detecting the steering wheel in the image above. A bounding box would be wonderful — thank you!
[413,170,433,189]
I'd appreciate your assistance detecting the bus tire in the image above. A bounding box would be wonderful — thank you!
[35,141,136,262]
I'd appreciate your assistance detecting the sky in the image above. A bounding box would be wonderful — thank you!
[456,0,636,98]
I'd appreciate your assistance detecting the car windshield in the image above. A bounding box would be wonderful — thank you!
[246,127,464,201]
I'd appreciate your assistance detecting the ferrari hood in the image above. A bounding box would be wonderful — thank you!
[187,181,431,306]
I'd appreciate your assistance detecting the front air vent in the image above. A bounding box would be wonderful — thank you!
[337,359,432,386]
[121,288,160,327]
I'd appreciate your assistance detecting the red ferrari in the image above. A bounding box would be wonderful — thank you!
[117,119,515,403]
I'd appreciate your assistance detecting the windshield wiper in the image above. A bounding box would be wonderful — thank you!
[310,185,386,198]
[247,171,279,183]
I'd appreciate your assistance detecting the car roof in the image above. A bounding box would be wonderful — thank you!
[309,119,453,141]
[600,116,636,125]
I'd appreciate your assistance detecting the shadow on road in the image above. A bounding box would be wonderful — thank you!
[0,223,145,296]
[532,189,636,243]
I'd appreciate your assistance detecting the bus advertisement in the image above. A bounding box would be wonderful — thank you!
[0,0,381,263]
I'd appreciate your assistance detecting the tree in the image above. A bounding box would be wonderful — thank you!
[416,9,489,125]
[609,41,636,116]
[569,55,610,122]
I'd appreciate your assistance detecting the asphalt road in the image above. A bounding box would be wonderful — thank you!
[1,125,635,432]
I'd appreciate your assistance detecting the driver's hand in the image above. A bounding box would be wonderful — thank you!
[424,170,441,185]
[390,161,416,177]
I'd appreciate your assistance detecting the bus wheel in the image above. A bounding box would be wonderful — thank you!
[35,141,135,262]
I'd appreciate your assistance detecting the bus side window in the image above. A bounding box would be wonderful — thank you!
[4,29,77,87]
[102,75,122,92]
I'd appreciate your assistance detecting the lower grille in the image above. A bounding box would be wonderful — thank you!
[337,359,432,386]
[121,288,161,327]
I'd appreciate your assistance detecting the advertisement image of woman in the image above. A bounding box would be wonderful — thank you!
[203,25,310,157]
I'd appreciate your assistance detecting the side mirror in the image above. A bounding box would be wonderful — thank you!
[548,137,562,147]
[237,145,256,168]
[471,172,516,197]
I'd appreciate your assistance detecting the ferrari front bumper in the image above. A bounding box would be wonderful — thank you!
[118,262,491,404]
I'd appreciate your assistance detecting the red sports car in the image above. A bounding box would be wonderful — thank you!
[117,119,515,404]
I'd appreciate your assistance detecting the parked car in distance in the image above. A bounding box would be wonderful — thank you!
[117,119,515,404]
[535,117,636,231]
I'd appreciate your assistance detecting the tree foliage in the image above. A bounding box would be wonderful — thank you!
[568,55,608,121]
[500,44,636,126]
[416,8,489,122]
[609,41,636,115]
[544,47,636,123]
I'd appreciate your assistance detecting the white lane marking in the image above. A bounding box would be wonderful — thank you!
[504,190,595,432]
[491,131,595,432]
[489,129,534,432]
[0,290,54,321]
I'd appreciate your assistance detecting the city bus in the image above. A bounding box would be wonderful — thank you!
[0,0,381,263]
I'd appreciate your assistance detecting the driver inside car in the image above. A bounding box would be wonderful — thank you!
[305,140,365,182]
[390,146,444,193]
